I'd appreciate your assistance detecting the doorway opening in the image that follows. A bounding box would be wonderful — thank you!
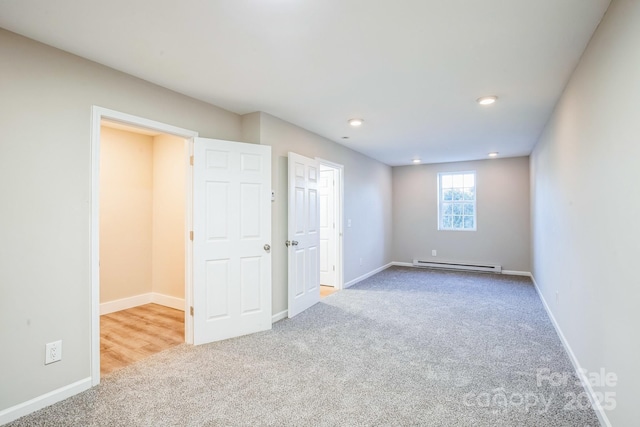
[98,120,187,375]
[318,159,343,298]
[91,106,198,385]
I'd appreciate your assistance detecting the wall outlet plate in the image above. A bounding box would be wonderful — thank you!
[45,340,62,365]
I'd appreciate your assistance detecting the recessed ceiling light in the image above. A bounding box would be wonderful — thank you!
[488,152,499,157]
[348,118,364,127]
[341,136,350,139]
[477,96,498,105]
[412,159,421,164]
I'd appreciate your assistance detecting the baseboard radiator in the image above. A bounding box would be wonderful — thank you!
[412,259,502,273]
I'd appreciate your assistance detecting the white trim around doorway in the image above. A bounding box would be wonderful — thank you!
[90,106,198,386]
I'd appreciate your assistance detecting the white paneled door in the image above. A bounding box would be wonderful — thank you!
[193,138,272,345]
[319,168,336,286]
[287,152,320,318]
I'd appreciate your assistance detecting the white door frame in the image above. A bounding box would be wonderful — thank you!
[90,106,198,386]
[316,158,344,290]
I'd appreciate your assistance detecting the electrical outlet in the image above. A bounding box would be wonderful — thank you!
[555,291,559,303]
[347,219,352,228]
[432,250,437,256]
[359,257,363,266]
[45,340,62,365]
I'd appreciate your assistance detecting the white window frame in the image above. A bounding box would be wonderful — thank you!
[437,170,477,231]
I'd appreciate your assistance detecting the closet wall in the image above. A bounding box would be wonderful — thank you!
[99,126,185,307]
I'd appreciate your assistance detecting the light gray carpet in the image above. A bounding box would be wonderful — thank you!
[9,267,600,426]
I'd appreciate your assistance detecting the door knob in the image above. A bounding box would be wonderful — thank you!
[292,240,299,246]
[263,244,271,252]
[285,240,291,247]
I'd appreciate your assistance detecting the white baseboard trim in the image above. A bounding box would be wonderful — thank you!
[501,270,532,277]
[100,293,152,315]
[0,377,91,425]
[272,310,288,323]
[344,263,393,288]
[100,292,185,315]
[151,293,185,311]
[531,274,611,427]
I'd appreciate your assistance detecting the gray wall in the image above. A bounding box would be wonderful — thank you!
[530,0,639,425]
[393,157,530,271]
[0,29,241,412]
[0,29,393,414]
[257,113,393,315]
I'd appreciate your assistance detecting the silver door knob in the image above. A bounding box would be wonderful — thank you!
[285,240,291,247]
[292,240,299,246]
[264,244,271,252]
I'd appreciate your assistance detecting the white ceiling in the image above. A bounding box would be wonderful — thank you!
[0,0,610,166]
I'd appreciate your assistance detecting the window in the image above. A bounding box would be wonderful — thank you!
[438,171,476,231]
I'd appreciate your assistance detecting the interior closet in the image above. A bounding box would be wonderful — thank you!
[99,122,186,375]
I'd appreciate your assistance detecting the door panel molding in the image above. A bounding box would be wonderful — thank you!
[287,152,321,317]
[193,138,272,344]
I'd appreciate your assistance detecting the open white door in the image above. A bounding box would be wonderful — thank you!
[319,167,336,286]
[287,152,320,318]
[193,138,272,345]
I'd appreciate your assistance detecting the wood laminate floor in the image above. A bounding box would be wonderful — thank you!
[320,285,338,298]
[100,303,184,376]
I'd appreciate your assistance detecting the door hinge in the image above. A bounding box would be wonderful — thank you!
[189,231,194,241]
[190,306,194,316]
[333,265,335,271]
[190,155,194,166]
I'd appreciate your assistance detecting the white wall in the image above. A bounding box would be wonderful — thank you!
[255,113,394,315]
[530,0,639,425]
[0,29,240,413]
[393,157,530,271]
